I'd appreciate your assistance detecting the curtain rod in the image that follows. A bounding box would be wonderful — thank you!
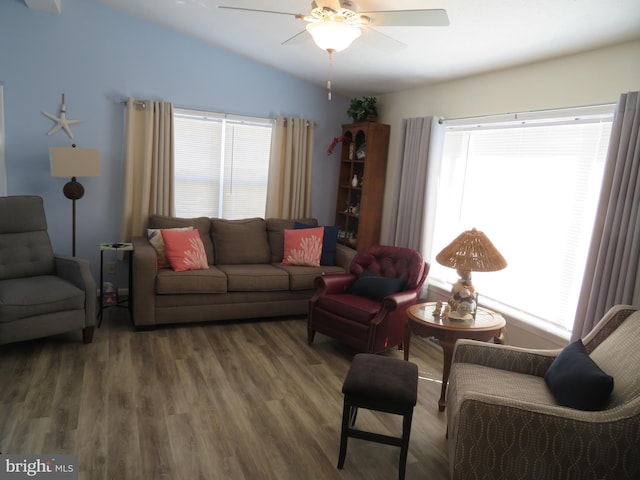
[438,102,616,125]
[177,106,274,123]
[280,118,312,128]
[120,100,313,126]
[120,99,147,109]
[176,108,312,127]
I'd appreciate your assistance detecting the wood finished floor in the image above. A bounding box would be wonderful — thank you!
[0,309,450,479]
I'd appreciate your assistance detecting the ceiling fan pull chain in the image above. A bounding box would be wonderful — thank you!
[327,48,334,101]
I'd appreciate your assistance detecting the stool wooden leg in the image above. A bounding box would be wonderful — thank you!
[337,398,351,469]
[398,409,414,480]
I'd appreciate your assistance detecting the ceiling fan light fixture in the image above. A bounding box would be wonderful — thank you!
[306,21,361,52]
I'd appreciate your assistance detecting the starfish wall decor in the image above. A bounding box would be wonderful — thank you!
[42,93,81,139]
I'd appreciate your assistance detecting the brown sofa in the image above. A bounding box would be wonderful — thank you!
[131,215,356,327]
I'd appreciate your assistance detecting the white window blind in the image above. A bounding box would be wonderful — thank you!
[173,108,273,219]
[430,106,614,334]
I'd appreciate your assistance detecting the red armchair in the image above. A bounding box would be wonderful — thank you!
[308,245,428,354]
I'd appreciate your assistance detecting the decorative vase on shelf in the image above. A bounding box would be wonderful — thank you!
[351,174,358,187]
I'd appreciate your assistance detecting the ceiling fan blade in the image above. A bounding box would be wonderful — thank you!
[218,6,299,18]
[363,9,450,27]
[282,30,311,46]
[359,26,407,52]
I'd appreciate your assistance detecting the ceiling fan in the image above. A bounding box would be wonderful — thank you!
[219,1,449,53]
[219,1,449,98]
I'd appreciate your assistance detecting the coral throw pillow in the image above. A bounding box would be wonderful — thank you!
[282,227,324,267]
[295,222,339,266]
[147,226,193,269]
[161,228,209,272]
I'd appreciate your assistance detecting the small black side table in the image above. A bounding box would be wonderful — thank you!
[98,242,134,326]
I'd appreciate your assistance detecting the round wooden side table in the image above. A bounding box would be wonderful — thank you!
[404,302,506,411]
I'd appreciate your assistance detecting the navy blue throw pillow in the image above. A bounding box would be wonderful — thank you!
[349,270,407,302]
[294,222,339,266]
[544,339,613,411]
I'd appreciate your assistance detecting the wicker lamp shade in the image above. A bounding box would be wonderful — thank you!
[436,228,507,273]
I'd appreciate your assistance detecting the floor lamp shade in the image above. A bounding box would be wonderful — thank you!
[50,147,100,179]
[49,146,100,255]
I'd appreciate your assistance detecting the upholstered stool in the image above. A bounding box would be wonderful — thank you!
[338,353,418,480]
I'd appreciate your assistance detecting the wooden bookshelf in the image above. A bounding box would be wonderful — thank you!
[334,122,390,250]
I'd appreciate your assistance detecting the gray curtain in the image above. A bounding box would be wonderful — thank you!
[572,91,640,339]
[388,116,444,261]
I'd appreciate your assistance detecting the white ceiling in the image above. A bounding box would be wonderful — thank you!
[38,0,640,96]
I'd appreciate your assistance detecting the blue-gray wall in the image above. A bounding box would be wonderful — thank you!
[0,0,350,283]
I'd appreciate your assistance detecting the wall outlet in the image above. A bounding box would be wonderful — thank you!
[107,262,116,274]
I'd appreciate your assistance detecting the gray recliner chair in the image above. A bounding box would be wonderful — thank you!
[0,195,96,345]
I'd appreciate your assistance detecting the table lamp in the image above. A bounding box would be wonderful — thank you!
[50,145,100,256]
[435,228,507,319]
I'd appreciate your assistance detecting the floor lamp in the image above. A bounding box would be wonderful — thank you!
[50,146,100,256]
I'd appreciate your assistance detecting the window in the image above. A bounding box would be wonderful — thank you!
[430,105,614,336]
[173,108,273,219]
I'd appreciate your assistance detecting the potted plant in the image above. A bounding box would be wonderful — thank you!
[347,96,378,123]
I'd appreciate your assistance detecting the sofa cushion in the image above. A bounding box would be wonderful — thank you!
[155,267,227,295]
[295,222,339,266]
[162,228,209,272]
[148,215,214,265]
[147,226,193,269]
[0,275,85,322]
[275,264,345,290]
[282,227,324,267]
[211,218,271,265]
[216,264,290,292]
[449,362,557,414]
[266,218,317,263]
[544,339,614,411]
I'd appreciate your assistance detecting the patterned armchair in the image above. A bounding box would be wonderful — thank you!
[307,245,428,354]
[446,305,640,480]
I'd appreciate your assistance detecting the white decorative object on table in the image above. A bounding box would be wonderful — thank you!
[42,93,81,139]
